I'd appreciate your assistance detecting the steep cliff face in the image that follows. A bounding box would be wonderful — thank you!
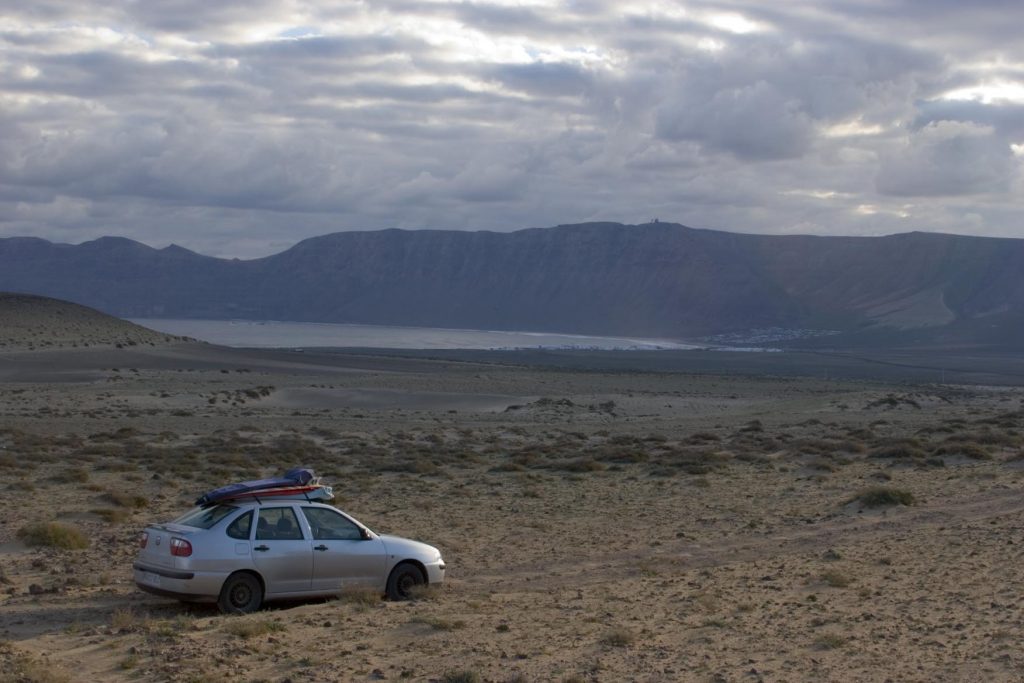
[1,222,1022,346]
[746,231,1024,329]
[250,224,803,335]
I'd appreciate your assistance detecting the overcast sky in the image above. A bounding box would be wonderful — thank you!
[2,1,1022,257]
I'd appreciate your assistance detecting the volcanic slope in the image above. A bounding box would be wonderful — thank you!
[0,293,188,351]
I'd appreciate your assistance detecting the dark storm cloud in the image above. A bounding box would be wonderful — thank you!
[876,122,1016,196]
[656,80,814,160]
[914,100,1024,138]
[0,1,1022,256]
[114,0,307,35]
[452,2,555,34]
[214,34,413,62]
[483,61,594,97]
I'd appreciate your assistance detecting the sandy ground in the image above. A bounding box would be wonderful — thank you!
[1,340,1023,682]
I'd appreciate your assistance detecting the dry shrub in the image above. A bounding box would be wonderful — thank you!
[869,442,927,460]
[790,438,846,456]
[337,586,382,607]
[820,570,852,588]
[49,468,89,484]
[945,430,1019,447]
[489,461,525,473]
[849,487,915,508]
[553,457,605,473]
[221,619,285,638]
[601,628,636,647]
[0,643,71,683]
[594,448,649,464]
[865,394,919,410]
[103,491,148,508]
[732,451,770,465]
[686,432,721,444]
[806,458,840,472]
[110,608,139,631]
[407,584,445,602]
[652,447,731,475]
[17,522,89,550]
[814,633,847,650]
[91,508,129,524]
[411,615,466,631]
[931,443,991,460]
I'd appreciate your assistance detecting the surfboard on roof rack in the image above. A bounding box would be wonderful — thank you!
[219,484,334,503]
[195,467,332,506]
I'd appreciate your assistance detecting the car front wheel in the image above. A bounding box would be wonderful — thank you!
[386,563,425,600]
[218,572,263,614]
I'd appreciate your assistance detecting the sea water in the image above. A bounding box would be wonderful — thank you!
[130,318,698,351]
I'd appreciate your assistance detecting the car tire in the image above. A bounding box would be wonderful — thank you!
[386,563,425,601]
[217,572,263,614]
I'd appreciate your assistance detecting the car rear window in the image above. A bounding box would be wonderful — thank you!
[226,511,253,539]
[175,504,239,529]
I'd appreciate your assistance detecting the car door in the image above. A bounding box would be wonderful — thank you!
[251,506,313,595]
[300,506,387,591]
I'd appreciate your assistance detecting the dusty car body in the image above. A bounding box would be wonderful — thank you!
[133,499,445,612]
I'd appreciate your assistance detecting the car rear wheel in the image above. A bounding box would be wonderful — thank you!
[386,563,425,600]
[218,572,263,614]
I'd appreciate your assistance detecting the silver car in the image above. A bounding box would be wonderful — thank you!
[133,499,445,612]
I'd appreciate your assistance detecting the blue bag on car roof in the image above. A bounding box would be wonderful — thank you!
[195,467,315,506]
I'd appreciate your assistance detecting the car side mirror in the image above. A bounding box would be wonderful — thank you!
[360,527,372,541]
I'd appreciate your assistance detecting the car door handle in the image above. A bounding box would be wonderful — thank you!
[254,545,270,552]
[314,544,328,551]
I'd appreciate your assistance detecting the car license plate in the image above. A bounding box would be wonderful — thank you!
[141,571,161,588]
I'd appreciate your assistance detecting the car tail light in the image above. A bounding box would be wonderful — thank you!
[139,531,148,549]
[170,537,192,557]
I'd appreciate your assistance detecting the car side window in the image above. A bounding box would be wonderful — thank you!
[226,511,253,540]
[302,507,362,541]
[255,507,304,541]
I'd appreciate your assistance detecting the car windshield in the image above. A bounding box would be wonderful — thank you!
[174,504,239,529]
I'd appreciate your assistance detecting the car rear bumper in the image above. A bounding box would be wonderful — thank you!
[135,582,211,602]
[133,561,225,601]
[133,561,194,580]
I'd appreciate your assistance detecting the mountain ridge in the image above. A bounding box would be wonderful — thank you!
[1,222,1021,347]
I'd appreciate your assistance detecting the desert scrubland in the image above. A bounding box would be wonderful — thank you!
[2,327,1024,682]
